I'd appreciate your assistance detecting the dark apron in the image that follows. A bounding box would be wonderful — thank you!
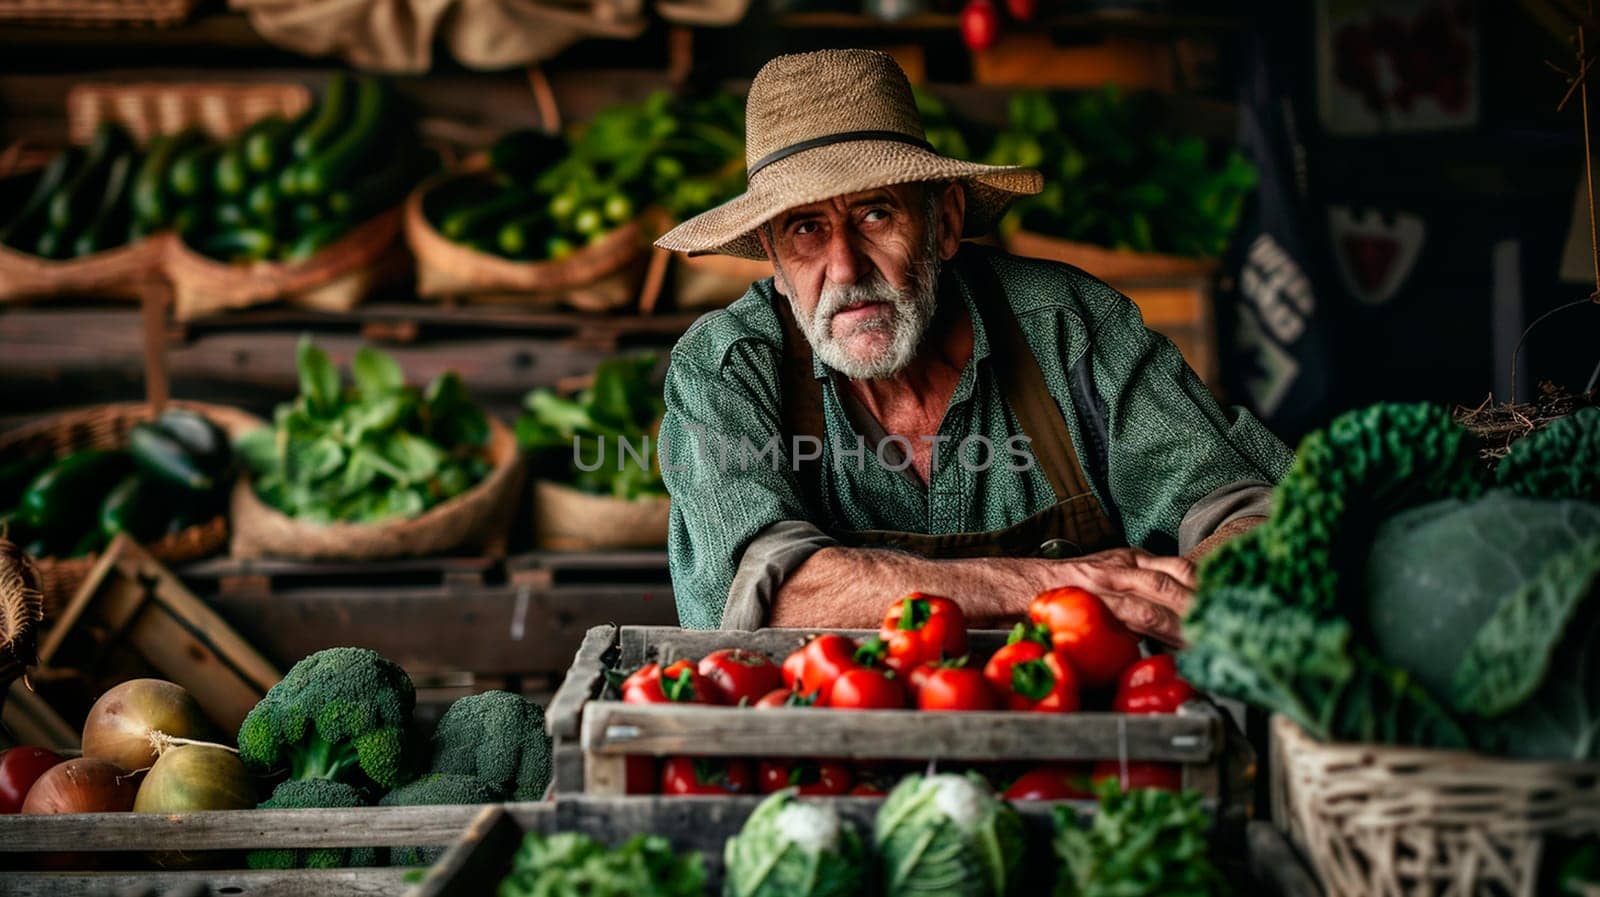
[773,249,1124,561]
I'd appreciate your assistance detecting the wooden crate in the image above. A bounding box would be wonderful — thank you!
[546,626,1249,808]
[0,803,484,896]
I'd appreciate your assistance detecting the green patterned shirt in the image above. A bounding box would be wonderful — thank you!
[660,247,1292,629]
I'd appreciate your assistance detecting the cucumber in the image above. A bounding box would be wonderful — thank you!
[439,189,536,241]
[0,454,53,509]
[495,213,550,259]
[98,474,170,543]
[33,228,73,260]
[128,421,214,492]
[214,140,251,197]
[489,129,568,181]
[295,76,390,196]
[292,73,354,161]
[153,409,229,473]
[46,122,134,234]
[245,180,280,222]
[213,203,251,231]
[289,201,325,229]
[132,129,204,228]
[199,228,275,262]
[18,449,132,539]
[275,165,303,199]
[0,147,84,248]
[169,143,223,199]
[72,151,138,257]
[241,114,295,174]
[280,218,350,262]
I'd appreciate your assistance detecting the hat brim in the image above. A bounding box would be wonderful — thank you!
[654,140,1042,260]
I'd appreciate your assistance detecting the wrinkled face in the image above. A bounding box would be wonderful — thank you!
[759,182,964,380]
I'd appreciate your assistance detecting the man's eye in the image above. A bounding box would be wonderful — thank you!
[793,221,819,236]
[862,208,889,223]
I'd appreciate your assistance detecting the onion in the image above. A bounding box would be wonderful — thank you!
[20,758,139,814]
[133,744,254,813]
[82,679,213,773]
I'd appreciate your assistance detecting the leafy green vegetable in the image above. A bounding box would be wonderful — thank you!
[239,335,493,524]
[516,354,665,500]
[874,772,1024,897]
[1053,780,1227,897]
[723,789,867,897]
[497,832,706,897]
[984,87,1257,258]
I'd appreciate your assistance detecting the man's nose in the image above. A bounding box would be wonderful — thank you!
[822,227,867,285]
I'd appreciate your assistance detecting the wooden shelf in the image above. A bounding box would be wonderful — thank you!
[0,10,272,50]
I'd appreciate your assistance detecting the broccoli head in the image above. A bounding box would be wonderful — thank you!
[429,690,552,801]
[379,773,499,865]
[1496,406,1600,502]
[247,779,378,869]
[237,647,416,789]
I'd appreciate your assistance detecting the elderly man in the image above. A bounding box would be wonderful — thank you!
[653,49,1291,640]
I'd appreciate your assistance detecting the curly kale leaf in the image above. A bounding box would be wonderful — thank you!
[1053,780,1228,897]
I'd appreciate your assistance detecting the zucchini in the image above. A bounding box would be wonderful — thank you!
[241,114,295,174]
[292,73,354,161]
[0,453,53,509]
[46,122,134,234]
[169,143,224,199]
[280,218,350,262]
[18,449,132,538]
[153,409,229,474]
[128,421,215,492]
[33,228,73,260]
[325,147,414,220]
[0,147,83,248]
[72,151,138,257]
[213,203,251,231]
[295,77,390,196]
[199,228,275,262]
[275,164,303,199]
[98,474,170,543]
[289,201,325,229]
[214,140,251,197]
[245,180,280,223]
[439,189,536,242]
[131,129,204,228]
[495,213,550,258]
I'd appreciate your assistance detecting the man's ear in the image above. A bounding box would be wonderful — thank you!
[756,225,789,297]
[937,182,966,261]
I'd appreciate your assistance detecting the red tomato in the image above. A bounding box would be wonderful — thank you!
[905,663,937,698]
[754,688,815,708]
[960,0,1000,52]
[1004,0,1033,22]
[1117,654,1178,694]
[699,649,783,706]
[879,593,969,674]
[826,667,908,710]
[660,757,753,795]
[849,781,888,796]
[1003,765,1092,801]
[1029,587,1141,690]
[917,666,998,711]
[781,649,808,690]
[1091,760,1183,792]
[0,747,64,814]
[621,660,718,704]
[1112,680,1196,715]
[999,652,1080,713]
[756,759,854,795]
[796,634,860,702]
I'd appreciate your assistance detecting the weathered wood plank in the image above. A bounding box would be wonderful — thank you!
[547,625,619,740]
[407,805,522,897]
[623,626,1013,667]
[0,805,484,852]
[581,704,1219,762]
[0,868,415,897]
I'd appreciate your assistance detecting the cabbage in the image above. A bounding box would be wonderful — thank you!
[722,790,866,897]
[874,773,1024,897]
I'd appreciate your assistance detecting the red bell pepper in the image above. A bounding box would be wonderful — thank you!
[879,592,969,674]
[1028,587,1141,690]
[1111,654,1196,714]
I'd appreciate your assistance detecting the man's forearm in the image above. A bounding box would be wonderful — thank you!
[769,546,1044,629]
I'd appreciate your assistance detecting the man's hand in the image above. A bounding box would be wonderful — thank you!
[1030,548,1196,646]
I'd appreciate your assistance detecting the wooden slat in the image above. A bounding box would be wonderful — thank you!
[408,805,524,897]
[621,625,1012,667]
[3,868,415,897]
[1246,821,1324,897]
[582,704,1219,762]
[0,804,485,852]
[547,625,619,740]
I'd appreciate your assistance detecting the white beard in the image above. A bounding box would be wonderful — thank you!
[789,239,942,381]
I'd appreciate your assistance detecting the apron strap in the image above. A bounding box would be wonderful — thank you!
[774,294,828,517]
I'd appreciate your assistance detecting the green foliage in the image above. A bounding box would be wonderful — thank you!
[247,779,377,869]
[1183,400,1600,759]
[237,336,492,525]
[984,87,1258,258]
[380,773,501,866]
[1053,780,1227,897]
[723,790,868,897]
[516,354,666,500]
[497,832,707,897]
[237,646,417,789]
[874,773,1024,897]
[1495,406,1600,501]
[428,690,553,801]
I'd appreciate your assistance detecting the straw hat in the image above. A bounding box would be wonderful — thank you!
[654,49,1043,260]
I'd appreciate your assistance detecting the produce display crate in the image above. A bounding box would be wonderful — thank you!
[546,625,1250,809]
[0,803,483,895]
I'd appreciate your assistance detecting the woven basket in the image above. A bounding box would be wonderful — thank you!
[0,232,169,304]
[66,82,312,146]
[672,251,770,309]
[164,207,404,321]
[228,415,525,561]
[1270,714,1600,897]
[0,0,197,27]
[531,478,669,550]
[0,401,264,620]
[404,172,647,311]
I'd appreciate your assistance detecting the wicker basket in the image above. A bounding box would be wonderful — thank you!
[672,251,770,309]
[163,207,404,321]
[66,82,312,146]
[0,0,197,27]
[1270,714,1600,897]
[0,233,169,305]
[0,401,265,620]
[228,415,525,561]
[404,172,648,311]
[531,478,669,550]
